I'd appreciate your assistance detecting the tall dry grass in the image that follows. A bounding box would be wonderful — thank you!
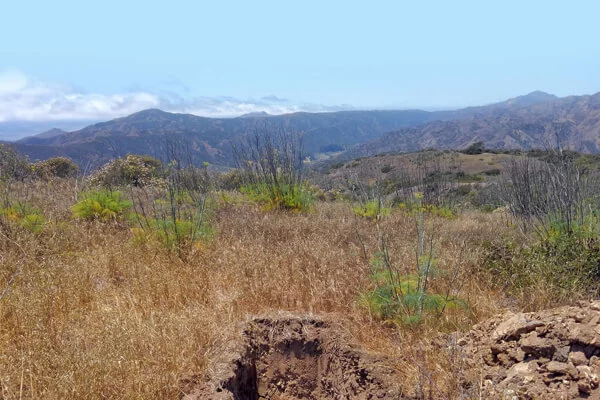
[1,179,509,399]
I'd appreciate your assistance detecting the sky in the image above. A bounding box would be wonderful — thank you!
[1,0,599,125]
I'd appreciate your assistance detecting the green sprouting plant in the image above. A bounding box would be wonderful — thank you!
[485,213,600,302]
[359,192,467,324]
[241,182,314,212]
[233,126,313,212]
[130,160,214,256]
[0,202,45,233]
[71,190,132,221]
[131,215,214,250]
[359,250,466,324]
[400,199,456,219]
[352,199,392,220]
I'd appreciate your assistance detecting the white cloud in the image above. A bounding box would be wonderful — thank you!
[0,70,161,122]
[0,70,352,122]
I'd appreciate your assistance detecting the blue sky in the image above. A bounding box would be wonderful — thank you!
[1,0,599,122]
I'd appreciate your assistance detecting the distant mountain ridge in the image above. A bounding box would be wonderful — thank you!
[12,108,444,167]
[340,92,600,159]
[9,90,600,167]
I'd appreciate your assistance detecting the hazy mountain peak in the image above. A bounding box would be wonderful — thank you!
[36,128,68,139]
[16,127,68,144]
[126,108,172,118]
[239,111,272,118]
[504,90,558,107]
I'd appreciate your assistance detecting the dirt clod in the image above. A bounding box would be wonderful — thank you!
[183,316,405,399]
[461,300,600,399]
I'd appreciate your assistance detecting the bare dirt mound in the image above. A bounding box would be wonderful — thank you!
[182,316,406,399]
[461,300,600,399]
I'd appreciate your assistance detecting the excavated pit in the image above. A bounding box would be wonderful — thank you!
[183,316,405,399]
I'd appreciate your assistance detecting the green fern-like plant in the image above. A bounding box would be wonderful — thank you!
[360,251,467,324]
[0,202,45,233]
[132,216,214,250]
[353,200,392,220]
[241,183,313,212]
[72,190,132,221]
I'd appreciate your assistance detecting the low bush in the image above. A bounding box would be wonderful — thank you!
[233,127,312,212]
[0,144,31,182]
[90,155,164,187]
[32,157,79,179]
[131,215,214,250]
[242,183,313,212]
[0,201,45,233]
[352,200,391,220]
[485,216,600,306]
[396,201,456,219]
[483,168,501,176]
[360,250,467,325]
[71,190,132,221]
[380,165,394,174]
[129,162,214,256]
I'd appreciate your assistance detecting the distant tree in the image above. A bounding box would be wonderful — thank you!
[90,155,164,188]
[462,141,485,155]
[32,157,79,179]
[0,144,31,182]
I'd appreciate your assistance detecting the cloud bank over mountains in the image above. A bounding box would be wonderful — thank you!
[0,70,351,123]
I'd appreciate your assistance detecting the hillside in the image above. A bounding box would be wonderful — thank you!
[341,92,600,160]
[13,108,446,167]
[10,90,598,167]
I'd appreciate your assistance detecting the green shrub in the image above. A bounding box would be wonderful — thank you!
[454,185,472,197]
[398,201,456,219]
[217,169,245,191]
[90,155,164,187]
[485,217,600,302]
[131,216,214,250]
[360,192,467,325]
[483,168,501,176]
[32,157,79,179]
[380,165,394,174]
[461,141,485,155]
[233,127,312,212]
[359,251,466,324]
[72,190,132,221]
[242,183,313,212]
[353,200,391,220]
[0,202,45,233]
[0,145,31,182]
[129,162,214,255]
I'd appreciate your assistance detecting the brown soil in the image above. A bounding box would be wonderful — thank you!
[460,300,600,399]
[182,316,406,399]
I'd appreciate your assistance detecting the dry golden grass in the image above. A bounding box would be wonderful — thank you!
[317,151,522,190]
[454,152,519,175]
[1,179,512,399]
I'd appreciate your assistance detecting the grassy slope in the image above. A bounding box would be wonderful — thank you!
[0,178,511,399]
[8,148,600,398]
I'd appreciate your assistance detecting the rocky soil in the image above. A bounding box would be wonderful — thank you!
[460,300,600,399]
[182,301,600,399]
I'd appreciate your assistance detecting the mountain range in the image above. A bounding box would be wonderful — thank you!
[340,91,600,160]
[6,90,600,168]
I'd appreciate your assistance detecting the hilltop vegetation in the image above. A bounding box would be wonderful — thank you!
[2,140,600,398]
